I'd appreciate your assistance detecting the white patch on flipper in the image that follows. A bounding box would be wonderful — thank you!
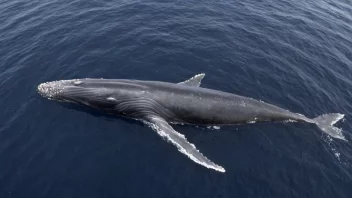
[144,118,225,173]
[151,123,225,172]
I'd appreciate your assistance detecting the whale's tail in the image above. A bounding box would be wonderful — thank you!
[312,113,346,141]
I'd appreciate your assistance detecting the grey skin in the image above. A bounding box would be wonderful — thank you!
[37,73,345,173]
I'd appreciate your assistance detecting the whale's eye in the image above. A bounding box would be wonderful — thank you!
[73,80,83,86]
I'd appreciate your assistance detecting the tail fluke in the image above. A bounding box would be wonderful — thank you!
[312,113,346,141]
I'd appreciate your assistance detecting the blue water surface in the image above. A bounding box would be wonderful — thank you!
[1,0,352,197]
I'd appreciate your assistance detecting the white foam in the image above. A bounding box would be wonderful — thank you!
[331,114,344,125]
[207,126,221,130]
[248,117,257,124]
[213,126,220,130]
[322,134,342,162]
[334,152,340,158]
[283,119,297,123]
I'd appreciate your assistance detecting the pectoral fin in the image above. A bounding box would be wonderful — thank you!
[145,116,225,173]
[178,73,205,87]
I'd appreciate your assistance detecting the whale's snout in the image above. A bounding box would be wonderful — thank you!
[37,79,115,107]
[37,80,72,99]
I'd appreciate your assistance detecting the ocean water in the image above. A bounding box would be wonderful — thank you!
[1,0,352,197]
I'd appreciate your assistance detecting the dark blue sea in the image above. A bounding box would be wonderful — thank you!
[1,0,352,197]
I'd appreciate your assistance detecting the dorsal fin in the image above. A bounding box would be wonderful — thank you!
[178,73,205,87]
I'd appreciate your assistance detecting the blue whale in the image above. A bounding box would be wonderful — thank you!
[37,74,345,172]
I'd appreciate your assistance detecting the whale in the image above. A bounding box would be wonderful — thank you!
[37,73,345,172]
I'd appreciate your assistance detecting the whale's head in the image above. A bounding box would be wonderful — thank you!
[37,80,73,101]
[37,79,117,108]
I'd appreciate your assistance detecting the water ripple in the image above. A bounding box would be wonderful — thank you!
[1,0,352,197]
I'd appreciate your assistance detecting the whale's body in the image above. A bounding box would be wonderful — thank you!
[37,74,345,172]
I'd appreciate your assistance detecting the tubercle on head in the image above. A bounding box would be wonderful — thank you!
[37,79,81,99]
